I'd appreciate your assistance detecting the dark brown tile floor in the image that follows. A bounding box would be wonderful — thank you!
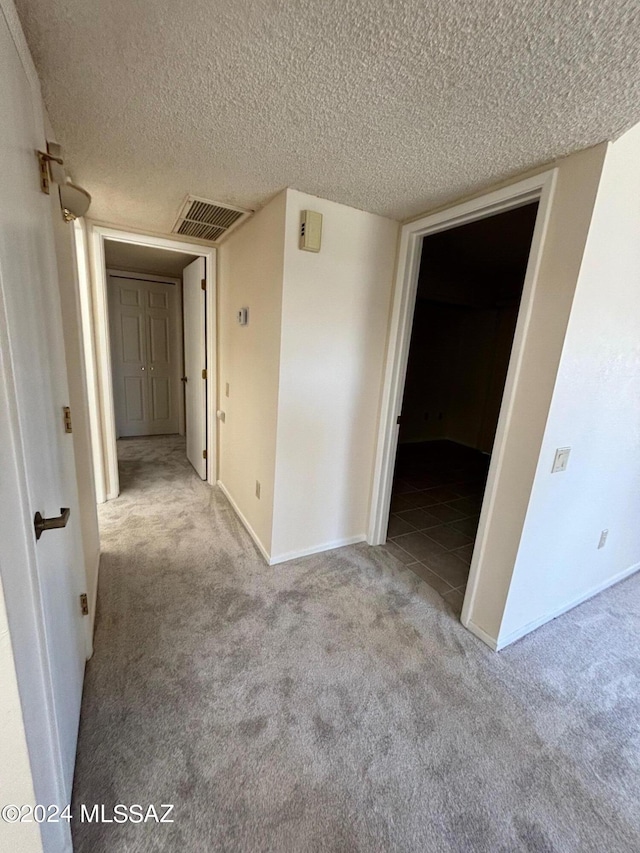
[383,441,490,615]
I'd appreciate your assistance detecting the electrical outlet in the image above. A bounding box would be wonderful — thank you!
[255,480,261,499]
[225,382,230,397]
[598,529,608,549]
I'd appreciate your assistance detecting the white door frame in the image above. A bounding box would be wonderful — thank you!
[87,226,217,499]
[367,169,558,621]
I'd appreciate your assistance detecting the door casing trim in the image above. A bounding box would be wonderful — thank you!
[367,169,558,641]
[86,225,217,500]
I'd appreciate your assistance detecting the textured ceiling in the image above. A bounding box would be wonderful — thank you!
[104,240,197,277]
[16,0,640,233]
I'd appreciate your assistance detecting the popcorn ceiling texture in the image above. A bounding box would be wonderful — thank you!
[15,0,640,232]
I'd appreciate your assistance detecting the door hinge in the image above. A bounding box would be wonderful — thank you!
[202,449,207,460]
[37,150,51,194]
[79,593,89,616]
[63,406,73,433]
[396,414,402,425]
[201,278,206,291]
[202,368,207,380]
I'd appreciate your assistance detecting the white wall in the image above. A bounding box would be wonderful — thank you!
[218,191,286,555]
[217,189,398,563]
[497,123,640,644]
[465,143,608,644]
[50,188,100,638]
[270,190,398,562]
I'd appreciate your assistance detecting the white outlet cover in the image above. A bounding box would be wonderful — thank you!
[552,446,571,473]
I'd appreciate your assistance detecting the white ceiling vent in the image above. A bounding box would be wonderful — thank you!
[172,196,251,243]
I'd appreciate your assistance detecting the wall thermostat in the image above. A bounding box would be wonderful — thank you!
[299,209,322,252]
[237,307,249,325]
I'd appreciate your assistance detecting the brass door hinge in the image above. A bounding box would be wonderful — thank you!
[202,449,207,460]
[80,593,89,616]
[36,146,64,195]
[63,406,73,433]
[202,368,207,380]
[37,151,51,194]
[201,278,206,291]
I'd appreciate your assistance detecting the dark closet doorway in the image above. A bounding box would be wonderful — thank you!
[385,203,539,614]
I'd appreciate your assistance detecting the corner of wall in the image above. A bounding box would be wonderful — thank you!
[494,129,640,647]
[217,190,288,557]
[464,143,608,646]
[270,190,399,560]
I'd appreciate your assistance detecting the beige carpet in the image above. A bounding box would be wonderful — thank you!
[72,436,640,852]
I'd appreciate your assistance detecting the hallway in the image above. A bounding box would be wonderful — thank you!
[71,438,640,852]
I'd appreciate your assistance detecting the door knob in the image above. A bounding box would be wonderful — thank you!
[141,366,145,371]
[34,507,71,542]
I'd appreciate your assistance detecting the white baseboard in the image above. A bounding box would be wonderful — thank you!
[270,535,366,566]
[464,619,498,651]
[216,480,271,564]
[85,550,101,659]
[495,560,640,650]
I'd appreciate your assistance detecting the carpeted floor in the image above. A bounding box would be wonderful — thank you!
[72,436,640,852]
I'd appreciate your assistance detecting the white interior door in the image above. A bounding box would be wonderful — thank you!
[0,8,87,841]
[109,275,180,436]
[183,257,207,478]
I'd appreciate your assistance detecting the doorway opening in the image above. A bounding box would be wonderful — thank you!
[75,226,217,502]
[384,202,539,613]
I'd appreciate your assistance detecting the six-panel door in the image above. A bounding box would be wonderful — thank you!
[109,276,181,436]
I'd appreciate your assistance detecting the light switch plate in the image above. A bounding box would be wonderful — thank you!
[552,446,571,473]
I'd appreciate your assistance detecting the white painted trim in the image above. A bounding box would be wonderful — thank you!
[86,225,217,499]
[464,621,499,651]
[88,229,120,500]
[216,480,271,563]
[461,173,557,638]
[73,221,105,503]
[85,550,101,659]
[270,535,366,566]
[366,170,558,647]
[494,561,640,651]
[205,255,217,487]
[216,480,365,566]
